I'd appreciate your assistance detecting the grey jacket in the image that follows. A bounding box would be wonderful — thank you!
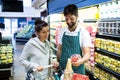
[19,37,50,80]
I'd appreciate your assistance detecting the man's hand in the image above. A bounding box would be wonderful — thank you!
[52,61,59,68]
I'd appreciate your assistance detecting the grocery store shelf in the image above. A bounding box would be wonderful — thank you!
[50,20,65,23]
[96,47,120,60]
[15,37,30,42]
[0,68,11,71]
[96,63,120,78]
[100,18,120,22]
[85,69,93,75]
[50,46,57,55]
[98,33,120,38]
[93,76,100,80]
[96,33,120,41]
[0,66,14,79]
[50,34,55,37]
[85,69,100,80]
[84,19,98,23]
[50,28,56,30]
[0,63,13,69]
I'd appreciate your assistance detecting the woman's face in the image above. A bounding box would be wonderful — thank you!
[37,26,49,42]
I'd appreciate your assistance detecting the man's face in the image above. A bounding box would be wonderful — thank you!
[65,14,78,28]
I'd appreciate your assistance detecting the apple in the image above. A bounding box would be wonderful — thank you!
[71,54,81,62]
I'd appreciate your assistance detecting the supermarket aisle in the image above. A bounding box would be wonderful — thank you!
[13,42,26,80]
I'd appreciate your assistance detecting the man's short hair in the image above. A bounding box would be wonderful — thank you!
[63,4,78,16]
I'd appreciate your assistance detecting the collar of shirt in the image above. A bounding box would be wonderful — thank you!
[65,24,81,36]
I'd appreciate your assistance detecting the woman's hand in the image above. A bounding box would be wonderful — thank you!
[37,66,44,72]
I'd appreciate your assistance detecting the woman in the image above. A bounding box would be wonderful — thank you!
[19,20,59,80]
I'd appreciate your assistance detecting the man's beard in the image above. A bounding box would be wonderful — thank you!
[67,22,76,28]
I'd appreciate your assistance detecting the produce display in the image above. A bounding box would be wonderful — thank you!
[0,44,13,67]
[15,24,35,38]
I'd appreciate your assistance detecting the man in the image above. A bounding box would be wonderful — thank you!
[57,4,91,74]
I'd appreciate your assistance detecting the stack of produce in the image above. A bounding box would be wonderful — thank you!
[16,24,34,38]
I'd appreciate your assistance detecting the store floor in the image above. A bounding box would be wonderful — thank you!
[13,42,26,80]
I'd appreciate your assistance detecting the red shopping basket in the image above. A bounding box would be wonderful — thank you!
[72,73,89,80]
